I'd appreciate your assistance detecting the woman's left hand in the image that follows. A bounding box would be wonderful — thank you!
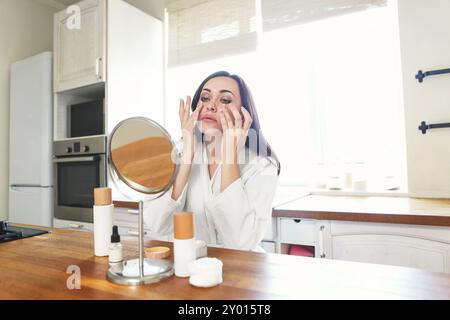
[219,105,253,164]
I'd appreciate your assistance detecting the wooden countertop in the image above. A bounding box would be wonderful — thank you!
[117,193,450,227]
[113,186,311,210]
[274,195,450,227]
[1,226,450,299]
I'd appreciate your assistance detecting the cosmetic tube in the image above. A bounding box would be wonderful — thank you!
[173,211,195,277]
[93,188,113,257]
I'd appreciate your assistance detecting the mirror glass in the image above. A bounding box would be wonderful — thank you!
[109,117,178,195]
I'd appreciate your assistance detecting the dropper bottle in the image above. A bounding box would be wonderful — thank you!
[109,225,123,265]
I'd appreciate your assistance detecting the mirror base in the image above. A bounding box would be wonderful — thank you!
[107,258,174,286]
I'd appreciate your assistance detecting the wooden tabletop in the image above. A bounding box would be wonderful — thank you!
[1,226,450,299]
[274,195,450,227]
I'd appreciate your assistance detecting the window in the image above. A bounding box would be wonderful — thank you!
[165,0,407,193]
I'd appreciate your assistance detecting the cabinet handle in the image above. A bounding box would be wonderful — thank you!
[127,229,147,236]
[95,57,102,80]
[69,223,84,229]
[293,219,301,223]
[319,225,325,258]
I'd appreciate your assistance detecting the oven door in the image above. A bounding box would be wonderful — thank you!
[53,154,106,223]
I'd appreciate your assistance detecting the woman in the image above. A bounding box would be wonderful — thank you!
[144,71,280,251]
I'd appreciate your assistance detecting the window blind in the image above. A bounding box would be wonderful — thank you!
[261,0,387,32]
[166,0,258,67]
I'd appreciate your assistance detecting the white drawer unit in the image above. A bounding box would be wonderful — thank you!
[114,206,170,241]
[330,220,450,273]
[276,217,331,258]
[279,218,317,246]
[116,226,149,241]
[332,233,450,273]
[114,207,140,228]
[330,220,450,244]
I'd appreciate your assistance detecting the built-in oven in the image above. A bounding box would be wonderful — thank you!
[53,136,107,223]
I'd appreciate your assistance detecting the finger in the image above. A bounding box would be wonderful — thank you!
[186,96,192,113]
[219,110,228,130]
[198,102,205,117]
[183,96,191,123]
[179,98,184,122]
[229,106,243,128]
[181,98,189,124]
[223,108,234,128]
[190,102,203,123]
[241,107,253,131]
[178,98,184,117]
[193,104,203,131]
[180,99,189,125]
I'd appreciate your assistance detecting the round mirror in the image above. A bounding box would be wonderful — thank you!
[109,117,178,195]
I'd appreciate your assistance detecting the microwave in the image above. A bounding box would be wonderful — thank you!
[70,100,104,138]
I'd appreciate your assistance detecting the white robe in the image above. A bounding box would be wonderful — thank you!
[143,138,279,251]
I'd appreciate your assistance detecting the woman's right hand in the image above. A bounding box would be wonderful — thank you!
[179,96,203,164]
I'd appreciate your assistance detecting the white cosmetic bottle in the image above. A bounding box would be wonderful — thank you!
[93,187,113,257]
[173,212,196,277]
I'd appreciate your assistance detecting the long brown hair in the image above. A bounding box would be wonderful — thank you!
[191,71,280,175]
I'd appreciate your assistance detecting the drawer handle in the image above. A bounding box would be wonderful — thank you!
[69,223,84,229]
[127,230,147,236]
[293,219,301,223]
[319,225,325,258]
[95,57,102,80]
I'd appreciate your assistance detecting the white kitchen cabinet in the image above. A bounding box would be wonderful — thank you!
[54,0,106,93]
[53,0,164,141]
[330,221,450,273]
[275,215,450,273]
[276,217,331,259]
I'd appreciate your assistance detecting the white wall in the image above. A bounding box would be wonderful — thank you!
[398,0,450,198]
[0,0,58,221]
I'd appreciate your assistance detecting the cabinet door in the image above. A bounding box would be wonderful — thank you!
[332,234,450,273]
[54,0,106,92]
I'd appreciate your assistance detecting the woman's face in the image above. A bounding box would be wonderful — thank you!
[197,76,242,134]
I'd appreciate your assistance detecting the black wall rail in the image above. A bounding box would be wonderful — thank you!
[419,121,450,134]
[415,68,450,83]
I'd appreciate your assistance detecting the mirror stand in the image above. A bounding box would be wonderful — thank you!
[106,117,178,286]
[106,201,174,285]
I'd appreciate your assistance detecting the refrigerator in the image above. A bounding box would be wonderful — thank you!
[9,52,53,227]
